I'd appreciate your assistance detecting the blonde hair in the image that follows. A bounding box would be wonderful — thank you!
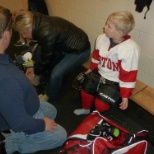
[14,10,33,33]
[107,11,135,35]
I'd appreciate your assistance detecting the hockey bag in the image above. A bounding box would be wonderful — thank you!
[60,111,148,154]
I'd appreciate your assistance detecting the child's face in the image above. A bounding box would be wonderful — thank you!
[104,20,122,41]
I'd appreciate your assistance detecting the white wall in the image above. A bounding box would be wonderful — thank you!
[1,0,154,88]
[46,0,154,88]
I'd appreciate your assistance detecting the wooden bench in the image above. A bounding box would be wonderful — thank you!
[131,85,154,116]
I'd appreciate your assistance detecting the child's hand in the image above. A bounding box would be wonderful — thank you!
[119,98,128,110]
[84,69,92,75]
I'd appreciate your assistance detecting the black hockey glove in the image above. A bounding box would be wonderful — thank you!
[72,72,86,90]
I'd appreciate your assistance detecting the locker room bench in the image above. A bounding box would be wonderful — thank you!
[130,82,154,116]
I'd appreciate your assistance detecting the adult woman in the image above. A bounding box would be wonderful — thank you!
[14,11,90,101]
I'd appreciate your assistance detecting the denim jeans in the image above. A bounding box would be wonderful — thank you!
[46,49,90,99]
[3,100,67,154]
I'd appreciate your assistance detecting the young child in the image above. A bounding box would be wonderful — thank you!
[74,11,140,115]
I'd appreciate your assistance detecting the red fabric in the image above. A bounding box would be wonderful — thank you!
[90,49,99,70]
[123,141,147,154]
[95,98,110,112]
[118,60,137,98]
[81,90,95,109]
[118,60,138,82]
[60,139,91,154]
[120,87,134,98]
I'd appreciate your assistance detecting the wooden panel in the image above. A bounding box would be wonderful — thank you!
[130,80,147,99]
[131,86,154,116]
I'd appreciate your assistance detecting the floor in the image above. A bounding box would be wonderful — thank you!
[1,30,154,154]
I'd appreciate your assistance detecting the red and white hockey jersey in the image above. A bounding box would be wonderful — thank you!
[90,34,140,98]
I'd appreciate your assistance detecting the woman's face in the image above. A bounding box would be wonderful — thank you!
[20,27,32,39]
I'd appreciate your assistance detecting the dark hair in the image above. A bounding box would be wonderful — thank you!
[0,6,13,38]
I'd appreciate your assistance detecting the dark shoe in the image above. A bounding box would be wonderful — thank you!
[14,41,26,47]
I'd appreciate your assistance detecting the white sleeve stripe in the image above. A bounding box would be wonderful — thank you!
[91,58,99,64]
[120,80,136,88]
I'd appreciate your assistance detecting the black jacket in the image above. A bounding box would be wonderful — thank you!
[32,13,90,75]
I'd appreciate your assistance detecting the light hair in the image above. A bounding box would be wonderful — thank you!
[107,11,135,35]
[14,10,33,33]
[0,6,13,38]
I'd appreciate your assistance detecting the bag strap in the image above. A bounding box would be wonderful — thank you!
[122,130,149,146]
[64,136,87,142]
[63,144,91,154]
[62,137,91,154]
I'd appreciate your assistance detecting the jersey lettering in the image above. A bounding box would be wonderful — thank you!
[101,57,119,71]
